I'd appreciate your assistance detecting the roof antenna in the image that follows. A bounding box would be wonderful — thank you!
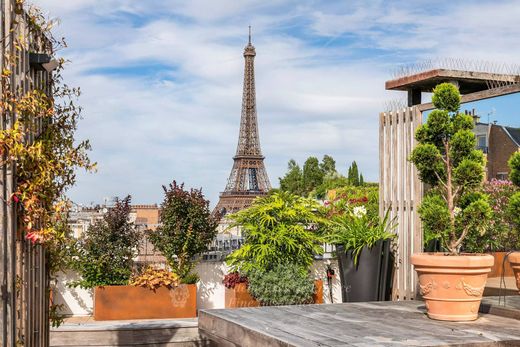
[248,25,251,44]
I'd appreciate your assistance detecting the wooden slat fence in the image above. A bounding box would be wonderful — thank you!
[1,1,53,346]
[379,107,423,300]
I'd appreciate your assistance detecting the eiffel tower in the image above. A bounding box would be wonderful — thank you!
[214,28,271,216]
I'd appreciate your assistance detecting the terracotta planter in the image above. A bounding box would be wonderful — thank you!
[487,252,515,278]
[94,284,196,320]
[225,280,324,308]
[313,279,324,304]
[411,253,494,321]
[508,252,520,294]
[225,283,259,308]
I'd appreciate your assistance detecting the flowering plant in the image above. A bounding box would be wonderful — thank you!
[324,199,396,265]
[461,179,518,252]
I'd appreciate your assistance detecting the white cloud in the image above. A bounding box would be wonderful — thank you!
[31,0,520,207]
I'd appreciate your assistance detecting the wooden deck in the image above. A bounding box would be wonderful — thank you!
[199,298,520,346]
[50,318,210,347]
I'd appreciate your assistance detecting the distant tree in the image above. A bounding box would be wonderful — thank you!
[360,173,364,186]
[320,155,337,177]
[303,157,324,195]
[347,161,360,186]
[279,159,304,195]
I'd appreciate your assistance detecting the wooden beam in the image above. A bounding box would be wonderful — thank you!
[418,83,520,112]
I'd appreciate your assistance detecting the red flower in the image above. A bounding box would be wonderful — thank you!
[25,231,42,244]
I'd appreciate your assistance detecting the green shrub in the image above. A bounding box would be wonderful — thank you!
[508,192,520,228]
[508,152,520,241]
[149,181,218,281]
[331,185,379,222]
[508,152,520,186]
[410,83,491,254]
[226,191,326,273]
[461,179,518,252]
[324,198,396,264]
[247,263,315,306]
[71,196,140,288]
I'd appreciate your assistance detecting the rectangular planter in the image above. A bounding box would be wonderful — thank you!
[225,280,323,308]
[313,279,324,304]
[225,283,259,308]
[94,284,196,320]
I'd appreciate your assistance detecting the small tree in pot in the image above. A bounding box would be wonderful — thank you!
[149,181,218,283]
[71,195,140,288]
[409,83,494,321]
[225,191,325,306]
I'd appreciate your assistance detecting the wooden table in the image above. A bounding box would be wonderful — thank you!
[199,299,520,346]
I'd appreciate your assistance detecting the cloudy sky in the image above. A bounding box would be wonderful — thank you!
[34,0,520,207]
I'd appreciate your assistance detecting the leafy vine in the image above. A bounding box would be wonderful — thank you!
[1,0,94,326]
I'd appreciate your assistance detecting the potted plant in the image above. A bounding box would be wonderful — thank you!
[148,181,218,316]
[225,191,326,306]
[410,83,494,321]
[325,193,396,302]
[506,152,520,293]
[247,263,319,306]
[223,272,259,308]
[70,196,143,320]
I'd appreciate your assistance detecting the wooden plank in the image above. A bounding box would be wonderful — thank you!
[412,107,423,298]
[379,113,385,219]
[417,83,520,112]
[200,302,520,347]
[480,296,520,321]
[399,109,408,299]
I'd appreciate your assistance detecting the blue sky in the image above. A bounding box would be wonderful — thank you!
[34,0,520,207]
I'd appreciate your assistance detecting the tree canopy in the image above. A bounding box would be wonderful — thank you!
[279,155,366,198]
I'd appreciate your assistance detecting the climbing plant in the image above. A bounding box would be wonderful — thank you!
[0,0,94,327]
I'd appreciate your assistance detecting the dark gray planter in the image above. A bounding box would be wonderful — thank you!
[336,239,393,302]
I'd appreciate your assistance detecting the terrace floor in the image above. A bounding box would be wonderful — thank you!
[199,296,520,347]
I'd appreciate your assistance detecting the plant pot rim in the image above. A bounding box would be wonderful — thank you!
[508,252,520,262]
[411,252,494,267]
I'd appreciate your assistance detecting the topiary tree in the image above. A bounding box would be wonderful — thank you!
[72,196,140,288]
[410,83,491,255]
[148,181,218,282]
[507,152,520,234]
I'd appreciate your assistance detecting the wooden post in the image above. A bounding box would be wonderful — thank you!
[379,107,423,300]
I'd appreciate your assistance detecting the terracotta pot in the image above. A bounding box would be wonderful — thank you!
[508,252,520,294]
[411,253,494,321]
[225,283,259,308]
[313,280,324,304]
[225,280,324,308]
[94,284,197,320]
[487,252,515,278]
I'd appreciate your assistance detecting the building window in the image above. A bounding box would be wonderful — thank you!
[496,172,508,180]
[476,135,487,153]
